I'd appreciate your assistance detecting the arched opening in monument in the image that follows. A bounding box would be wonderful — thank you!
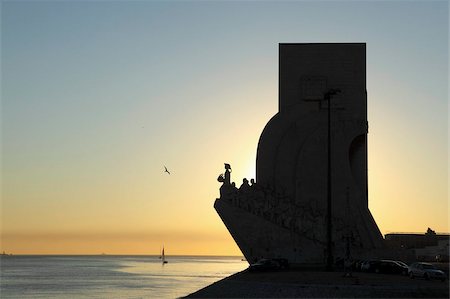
[349,134,366,193]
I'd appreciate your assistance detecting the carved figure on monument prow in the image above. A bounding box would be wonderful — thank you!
[217,163,232,184]
[239,178,250,192]
[224,163,231,184]
[218,163,236,199]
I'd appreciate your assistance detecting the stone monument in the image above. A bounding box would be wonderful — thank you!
[215,43,384,267]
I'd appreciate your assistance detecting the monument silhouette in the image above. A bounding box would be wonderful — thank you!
[215,43,384,267]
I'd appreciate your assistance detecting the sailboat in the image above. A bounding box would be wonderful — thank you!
[161,246,168,264]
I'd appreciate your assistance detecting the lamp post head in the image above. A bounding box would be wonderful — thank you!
[325,89,341,97]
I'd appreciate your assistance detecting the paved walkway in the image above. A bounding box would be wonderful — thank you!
[185,270,449,298]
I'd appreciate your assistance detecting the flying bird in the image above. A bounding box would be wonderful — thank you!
[164,166,171,175]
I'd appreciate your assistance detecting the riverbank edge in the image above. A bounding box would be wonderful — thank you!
[183,269,449,298]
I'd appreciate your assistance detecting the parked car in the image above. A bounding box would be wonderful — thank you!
[408,262,447,281]
[271,258,290,269]
[361,260,381,272]
[393,261,409,275]
[395,260,408,268]
[376,260,408,275]
[361,260,407,275]
[248,259,280,272]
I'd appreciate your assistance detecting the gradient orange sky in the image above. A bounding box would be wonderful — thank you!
[1,1,448,255]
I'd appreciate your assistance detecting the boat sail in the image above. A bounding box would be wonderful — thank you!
[161,246,168,264]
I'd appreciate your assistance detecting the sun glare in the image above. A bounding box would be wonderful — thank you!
[244,158,256,182]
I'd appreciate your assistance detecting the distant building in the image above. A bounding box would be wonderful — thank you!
[385,228,450,262]
[415,239,450,262]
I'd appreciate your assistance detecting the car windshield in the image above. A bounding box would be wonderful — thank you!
[395,261,407,267]
[422,264,436,270]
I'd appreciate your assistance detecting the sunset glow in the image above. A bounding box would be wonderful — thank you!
[1,1,448,255]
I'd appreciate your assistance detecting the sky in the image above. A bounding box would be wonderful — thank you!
[1,0,448,255]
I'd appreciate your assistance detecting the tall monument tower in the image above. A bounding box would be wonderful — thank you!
[215,43,384,266]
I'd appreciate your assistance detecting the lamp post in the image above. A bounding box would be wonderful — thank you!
[324,88,341,271]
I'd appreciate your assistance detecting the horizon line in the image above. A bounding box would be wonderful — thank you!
[0,253,245,257]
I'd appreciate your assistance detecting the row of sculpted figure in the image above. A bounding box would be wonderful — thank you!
[218,164,322,243]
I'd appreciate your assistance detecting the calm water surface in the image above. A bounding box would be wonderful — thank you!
[0,255,247,298]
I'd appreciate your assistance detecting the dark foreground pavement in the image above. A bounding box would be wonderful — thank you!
[184,270,449,298]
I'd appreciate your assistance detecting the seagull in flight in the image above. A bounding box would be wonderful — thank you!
[164,166,171,175]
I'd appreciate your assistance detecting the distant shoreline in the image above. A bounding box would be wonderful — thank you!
[0,254,245,258]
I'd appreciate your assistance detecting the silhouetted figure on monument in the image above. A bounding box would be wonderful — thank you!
[224,163,231,184]
[218,163,234,199]
[240,178,250,192]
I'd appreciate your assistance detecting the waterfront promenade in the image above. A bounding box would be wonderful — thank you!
[185,269,449,298]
